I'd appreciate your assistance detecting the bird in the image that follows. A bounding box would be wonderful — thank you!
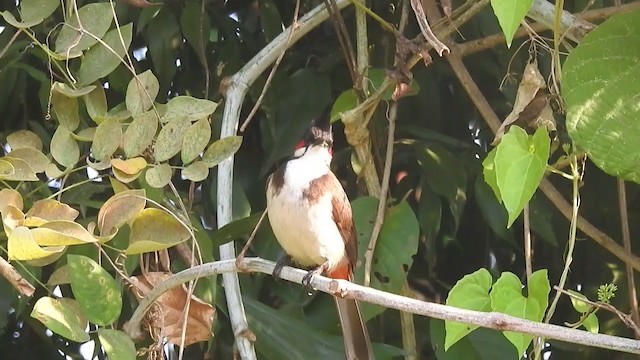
[265,117,374,360]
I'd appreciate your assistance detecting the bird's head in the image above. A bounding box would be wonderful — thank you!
[292,118,333,159]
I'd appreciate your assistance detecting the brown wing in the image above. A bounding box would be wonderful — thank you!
[305,172,357,272]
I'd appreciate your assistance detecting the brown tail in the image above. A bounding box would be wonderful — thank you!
[334,297,375,359]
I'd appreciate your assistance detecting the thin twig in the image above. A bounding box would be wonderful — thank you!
[524,204,533,280]
[364,102,396,287]
[240,0,301,133]
[236,209,268,269]
[200,0,210,99]
[123,257,640,354]
[617,179,640,335]
[0,30,21,60]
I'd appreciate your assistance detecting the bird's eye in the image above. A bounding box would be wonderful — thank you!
[323,140,333,148]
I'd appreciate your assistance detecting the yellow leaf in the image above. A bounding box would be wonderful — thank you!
[127,208,190,254]
[8,226,65,261]
[31,221,98,246]
[26,199,79,222]
[0,188,23,212]
[2,205,25,233]
[98,189,146,236]
[111,157,148,175]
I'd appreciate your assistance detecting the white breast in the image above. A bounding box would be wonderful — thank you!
[266,147,347,271]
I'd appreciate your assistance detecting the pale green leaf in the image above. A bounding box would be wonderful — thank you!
[182,161,209,182]
[84,86,108,122]
[31,297,89,342]
[0,157,38,181]
[51,126,80,168]
[124,111,159,158]
[145,164,173,188]
[97,189,146,236]
[202,136,242,168]
[126,70,159,115]
[1,0,59,28]
[8,148,50,173]
[527,269,550,320]
[181,118,211,164]
[154,118,191,162]
[52,91,80,131]
[568,290,591,313]
[52,83,96,98]
[582,312,599,333]
[91,119,123,161]
[162,96,218,123]
[7,130,43,152]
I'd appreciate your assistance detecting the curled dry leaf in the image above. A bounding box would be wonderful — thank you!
[410,0,449,56]
[129,272,215,346]
[492,60,556,145]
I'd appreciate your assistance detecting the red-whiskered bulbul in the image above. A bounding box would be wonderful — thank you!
[266,119,374,360]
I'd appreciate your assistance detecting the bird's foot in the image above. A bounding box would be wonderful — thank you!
[272,255,292,281]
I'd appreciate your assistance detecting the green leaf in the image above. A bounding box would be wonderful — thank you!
[490,0,534,47]
[202,136,243,168]
[502,298,538,355]
[417,180,442,242]
[182,161,209,182]
[145,164,173,188]
[31,297,89,342]
[50,126,80,168]
[67,255,122,326]
[482,148,501,203]
[52,91,80,132]
[568,290,591,313]
[352,197,420,320]
[125,70,160,115]
[84,86,108,122]
[124,111,159,158]
[126,208,190,254]
[98,329,136,360]
[444,268,493,350]
[78,23,133,86]
[582,312,599,333]
[527,269,550,320]
[211,212,263,247]
[563,10,640,183]
[1,0,59,28]
[162,96,218,123]
[52,83,96,98]
[7,148,49,173]
[55,3,113,58]
[494,126,550,227]
[330,89,359,123]
[182,118,211,164]
[92,119,123,161]
[154,118,191,162]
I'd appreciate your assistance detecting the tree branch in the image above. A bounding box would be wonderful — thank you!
[216,1,351,358]
[123,257,640,354]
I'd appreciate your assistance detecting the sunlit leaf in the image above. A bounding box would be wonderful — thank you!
[162,96,218,123]
[112,167,143,184]
[68,255,122,326]
[26,199,79,222]
[98,329,136,360]
[84,86,108,122]
[490,0,534,47]
[74,127,97,142]
[31,221,97,246]
[8,226,65,261]
[1,0,59,28]
[0,157,39,181]
[202,136,242,168]
[444,268,493,350]
[98,189,146,236]
[145,164,173,188]
[127,208,190,254]
[111,157,147,175]
[2,205,25,233]
[31,297,90,342]
[0,189,23,212]
[182,161,209,182]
